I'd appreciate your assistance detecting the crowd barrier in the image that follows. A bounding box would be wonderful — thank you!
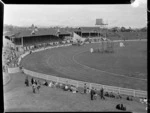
[7,67,20,73]
[19,43,147,98]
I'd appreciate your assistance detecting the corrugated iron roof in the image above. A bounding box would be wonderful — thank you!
[4,27,104,38]
[79,27,101,32]
[4,28,71,38]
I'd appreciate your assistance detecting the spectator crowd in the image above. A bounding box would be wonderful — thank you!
[23,74,147,111]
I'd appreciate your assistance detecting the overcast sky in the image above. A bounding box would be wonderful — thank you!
[4,1,147,28]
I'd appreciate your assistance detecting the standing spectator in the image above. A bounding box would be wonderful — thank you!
[90,87,94,100]
[34,79,37,86]
[25,76,29,87]
[31,78,34,85]
[84,83,87,94]
[36,82,41,93]
[32,83,36,94]
[100,88,105,100]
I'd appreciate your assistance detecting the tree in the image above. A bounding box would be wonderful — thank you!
[111,27,119,32]
[121,27,126,32]
[140,27,147,32]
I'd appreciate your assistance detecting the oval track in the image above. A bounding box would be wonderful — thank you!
[21,43,147,91]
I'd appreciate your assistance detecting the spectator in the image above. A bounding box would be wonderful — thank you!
[84,83,87,94]
[86,87,91,94]
[36,82,41,93]
[116,93,122,99]
[32,83,37,94]
[110,92,115,98]
[126,96,133,101]
[34,79,37,85]
[116,104,126,111]
[31,78,34,85]
[48,81,53,87]
[64,84,69,91]
[43,80,48,86]
[90,87,94,100]
[100,88,105,100]
[25,76,29,87]
[70,85,78,93]
[93,89,98,100]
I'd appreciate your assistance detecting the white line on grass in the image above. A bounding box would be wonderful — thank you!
[72,50,147,81]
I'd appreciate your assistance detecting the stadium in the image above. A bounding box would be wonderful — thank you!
[3,22,147,112]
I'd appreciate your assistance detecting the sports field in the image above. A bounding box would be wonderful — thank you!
[21,40,147,91]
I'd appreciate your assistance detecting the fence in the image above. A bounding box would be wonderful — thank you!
[7,67,20,73]
[20,44,147,98]
[22,68,147,98]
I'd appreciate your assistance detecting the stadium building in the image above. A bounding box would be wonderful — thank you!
[4,25,106,51]
[4,27,72,52]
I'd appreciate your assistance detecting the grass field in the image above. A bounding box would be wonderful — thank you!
[21,40,147,91]
[75,41,147,79]
[4,72,147,112]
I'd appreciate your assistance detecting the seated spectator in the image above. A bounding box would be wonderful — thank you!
[48,81,53,87]
[64,85,69,91]
[43,80,48,86]
[116,104,126,111]
[126,96,133,101]
[70,85,78,93]
[110,92,115,98]
[86,87,91,94]
[140,98,147,104]
[104,92,109,97]
[59,83,65,89]
[115,93,122,99]
[143,98,147,104]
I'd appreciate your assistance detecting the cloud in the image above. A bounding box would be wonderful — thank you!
[131,0,147,8]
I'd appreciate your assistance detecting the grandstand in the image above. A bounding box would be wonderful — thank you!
[4,27,72,52]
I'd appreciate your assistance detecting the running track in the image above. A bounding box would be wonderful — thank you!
[21,42,147,91]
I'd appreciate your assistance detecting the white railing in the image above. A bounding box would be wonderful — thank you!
[7,67,20,73]
[22,68,147,98]
[19,44,147,98]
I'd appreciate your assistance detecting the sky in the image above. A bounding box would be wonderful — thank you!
[4,0,147,28]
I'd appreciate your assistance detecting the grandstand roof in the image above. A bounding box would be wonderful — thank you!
[4,28,71,38]
[74,27,101,33]
[80,27,101,31]
[4,27,105,38]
